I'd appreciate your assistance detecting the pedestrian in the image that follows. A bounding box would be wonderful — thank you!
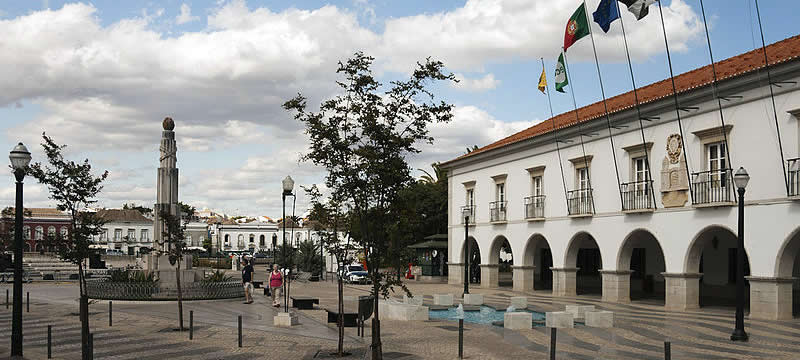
[269,263,283,307]
[242,257,254,304]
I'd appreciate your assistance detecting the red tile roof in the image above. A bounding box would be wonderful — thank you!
[443,34,800,166]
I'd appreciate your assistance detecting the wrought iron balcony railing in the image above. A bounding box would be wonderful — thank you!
[567,189,593,216]
[789,158,800,197]
[524,195,545,219]
[691,169,733,205]
[489,201,507,222]
[620,180,654,211]
[460,205,475,224]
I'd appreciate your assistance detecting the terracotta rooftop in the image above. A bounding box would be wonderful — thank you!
[2,207,70,219]
[96,209,152,223]
[443,34,800,166]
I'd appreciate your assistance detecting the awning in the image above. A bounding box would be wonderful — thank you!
[408,240,448,249]
[423,234,448,240]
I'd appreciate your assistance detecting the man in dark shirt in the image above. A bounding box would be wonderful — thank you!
[242,258,254,304]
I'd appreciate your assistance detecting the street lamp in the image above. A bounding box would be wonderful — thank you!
[9,142,32,357]
[731,166,749,342]
[462,206,471,297]
[281,175,295,313]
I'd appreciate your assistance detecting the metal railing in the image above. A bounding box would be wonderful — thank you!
[489,201,507,222]
[524,195,545,219]
[691,169,733,204]
[460,205,475,224]
[620,180,654,211]
[789,158,800,197]
[86,279,245,301]
[567,189,593,215]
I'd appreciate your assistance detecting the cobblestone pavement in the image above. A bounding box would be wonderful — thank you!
[1,279,800,359]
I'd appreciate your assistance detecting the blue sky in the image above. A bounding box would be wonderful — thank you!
[1,0,798,217]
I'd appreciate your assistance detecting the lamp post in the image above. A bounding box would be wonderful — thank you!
[10,142,32,357]
[281,175,295,313]
[462,207,471,297]
[731,166,749,342]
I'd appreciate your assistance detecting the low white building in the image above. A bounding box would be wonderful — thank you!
[441,35,800,320]
[94,209,153,256]
[211,220,279,254]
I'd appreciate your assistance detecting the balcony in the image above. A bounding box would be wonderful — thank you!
[620,180,654,212]
[524,195,545,220]
[489,201,507,223]
[567,189,593,217]
[460,205,475,225]
[789,158,799,199]
[691,169,734,206]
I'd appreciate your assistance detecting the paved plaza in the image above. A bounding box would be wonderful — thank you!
[2,274,800,359]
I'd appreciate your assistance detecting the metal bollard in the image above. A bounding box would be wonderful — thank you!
[5,289,8,309]
[550,328,557,360]
[189,311,193,340]
[458,319,464,359]
[88,333,94,360]
[109,301,112,327]
[26,292,29,313]
[664,341,671,360]
[238,315,242,348]
[47,325,52,359]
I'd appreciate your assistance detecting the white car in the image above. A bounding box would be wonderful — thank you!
[341,265,370,284]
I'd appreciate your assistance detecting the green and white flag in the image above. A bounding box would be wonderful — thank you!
[555,52,568,93]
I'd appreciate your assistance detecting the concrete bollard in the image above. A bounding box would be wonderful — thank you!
[238,315,242,348]
[189,310,194,340]
[47,325,52,359]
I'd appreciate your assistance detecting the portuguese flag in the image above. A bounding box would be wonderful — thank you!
[564,3,590,52]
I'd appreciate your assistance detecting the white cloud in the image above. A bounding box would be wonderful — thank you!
[175,3,199,25]
[452,73,500,92]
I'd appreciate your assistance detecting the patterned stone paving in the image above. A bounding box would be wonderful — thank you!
[1,281,800,359]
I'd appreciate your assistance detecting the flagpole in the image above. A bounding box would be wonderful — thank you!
[699,0,733,170]
[656,0,694,203]
[542,57,570,212]
[614,0,657,209]
[561,48,596,214]
[582,0,623,210]
[754,0,790,195]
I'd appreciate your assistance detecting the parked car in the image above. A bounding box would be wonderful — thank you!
[341,265,370,284]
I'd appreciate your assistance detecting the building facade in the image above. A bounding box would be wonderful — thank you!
[212,221,279,253]
[441,35,800,320]
[95,209,154,255]
[1,208,72,252]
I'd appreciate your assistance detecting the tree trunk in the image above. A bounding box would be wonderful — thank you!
[176,259,184,331]
[337,276,344,356]
[371,277,382,360]
[78,262,90,360]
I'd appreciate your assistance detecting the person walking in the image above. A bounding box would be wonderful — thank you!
[242,257,254,304]
[269,264,283,307]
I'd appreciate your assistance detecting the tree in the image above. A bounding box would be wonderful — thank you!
[284,52,456,359]
[123,203,153,216]
[28,134,108,360]
[177,202,196,218]
[296,240,323,275]
[157,210,189,331]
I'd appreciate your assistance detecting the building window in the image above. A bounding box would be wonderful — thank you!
[35,226,43,240]
[260,235,265,247]
[249,234,255,243]
[60,227,68,238]
[707,142,728,185]
[127,229,136,242]
[23,226,30,240]
[140,229,149,241]
[224,234,230,247]
[577,168,589,190]
[47,226,56,237]
[496,183,505,202]
[237,234,245,248]
[100,229,108,242]
[491,177,507,222]
[114,229,122,242]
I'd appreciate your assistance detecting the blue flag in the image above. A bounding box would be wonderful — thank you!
[592,0,620,33]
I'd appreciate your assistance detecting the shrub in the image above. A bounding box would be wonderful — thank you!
[202,270,232,283]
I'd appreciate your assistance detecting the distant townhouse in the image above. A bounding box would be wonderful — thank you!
[95,209,153,255]
[0,207,72,252]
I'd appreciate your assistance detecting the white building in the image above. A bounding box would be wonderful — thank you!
[441,35,800,321]
[211,220,279,253]
[94,209,153,255]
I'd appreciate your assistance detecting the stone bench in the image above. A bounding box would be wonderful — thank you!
[379,301,428,321]
[585,310,613,328]
[510,296,527,309]
[325,308,359,327]
[503,312,532,330]
[565,305,595,320]
[545,311,574,328]
[433,294,453,306]
[404,294,423,306]
[291,296,320,310]
[463,293,484,305]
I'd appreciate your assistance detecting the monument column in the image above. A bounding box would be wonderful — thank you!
[154,117,180,253]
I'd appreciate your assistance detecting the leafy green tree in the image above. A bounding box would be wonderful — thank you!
[29,134,108,360]
[177,202,196,218]
[296,240,323,275]
[284,52,456,359]
[157,210,189,331]
[122,203,153,216]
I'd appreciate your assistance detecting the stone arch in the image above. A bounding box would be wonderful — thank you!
[774,226,800,278]
[487,235,513,287]
[685,224,751,308]
[617,229,665,270]
[565,231,602,295]
[564,231,601,268]
[617,229,667,302]
[522,233,553,291]
[459,236,481,285]
[488,235,510,265]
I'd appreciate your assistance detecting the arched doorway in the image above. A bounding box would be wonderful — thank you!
[523,234,552,291]
[566,232,602,295]
[686,225,750,308]
[488,236,513,287]
[618,229,666,303]
[460,237,481,285]
[775,227,800,317]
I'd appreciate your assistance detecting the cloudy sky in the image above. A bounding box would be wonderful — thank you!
[1,0,797,217]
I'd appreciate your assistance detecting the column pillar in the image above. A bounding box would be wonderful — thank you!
[662,272,702,311]
[551,268,578,297]
[447,263,464,285]
[599,270,632,303]
[747,276,794,320]
[512,266,535,292]
[480,264,499,288]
